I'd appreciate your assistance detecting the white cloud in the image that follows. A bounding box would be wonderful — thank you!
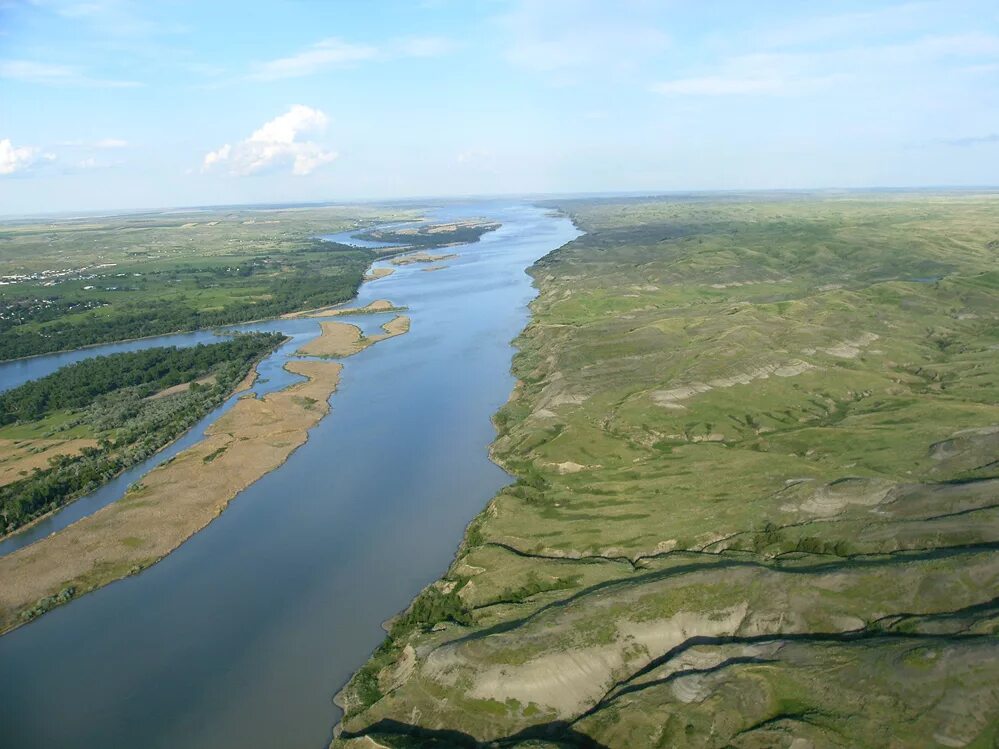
[249,36,456,80]
[202,105,337,177]
[651,53,842,97]
[250,39,378,81]
[456,148,495,168]
[0,58,140,87]
[0,138,53,175]
[653,23,999,98]
[203,143,231,169]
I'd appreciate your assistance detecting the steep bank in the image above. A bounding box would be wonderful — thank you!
[333,194,999,748]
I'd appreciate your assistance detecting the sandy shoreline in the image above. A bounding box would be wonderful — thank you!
[0,317,411,634]
[0,343,280,548]
[295,314,411,358]
[363,268,395,282]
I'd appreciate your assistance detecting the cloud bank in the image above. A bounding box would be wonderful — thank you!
[203,105,337,177]
[0,139,54,175]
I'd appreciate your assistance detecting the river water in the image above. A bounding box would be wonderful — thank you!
[0,202,579,749]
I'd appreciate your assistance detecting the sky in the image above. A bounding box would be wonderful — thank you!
[0,0,997,214]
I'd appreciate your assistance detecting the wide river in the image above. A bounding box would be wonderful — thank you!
[0,202,579,748]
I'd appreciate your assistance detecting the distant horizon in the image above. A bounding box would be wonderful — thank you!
[4,183,999,223]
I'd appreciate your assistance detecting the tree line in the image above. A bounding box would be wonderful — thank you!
[0,332,284,425]
[0,333,283,534]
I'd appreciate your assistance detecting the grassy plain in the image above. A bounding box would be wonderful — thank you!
[334,192,999,748]
[0,205,414,359]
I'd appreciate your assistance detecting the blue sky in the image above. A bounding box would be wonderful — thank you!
[0,0,997,213]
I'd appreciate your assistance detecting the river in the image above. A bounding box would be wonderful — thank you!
[0,202,579,749]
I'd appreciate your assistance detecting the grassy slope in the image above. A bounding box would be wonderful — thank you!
[333,193,999,749]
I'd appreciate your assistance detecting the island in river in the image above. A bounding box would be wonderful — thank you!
[0,316,409,633]
[0,333,284,538]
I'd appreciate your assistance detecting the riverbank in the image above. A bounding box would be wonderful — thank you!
[331,194,999,748]
[0,337,283,547]
[0,317,411,634]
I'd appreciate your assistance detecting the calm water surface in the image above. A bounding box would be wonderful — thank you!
[0,203,579,749]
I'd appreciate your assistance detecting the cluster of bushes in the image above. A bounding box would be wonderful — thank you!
[19,586,76,622]
[749,522,853,557]
[390,585,473,636]
[347,582,475,715]
[361,222,499,247]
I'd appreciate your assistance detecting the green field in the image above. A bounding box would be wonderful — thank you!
[0,205,414,359]
[333,192,999,748]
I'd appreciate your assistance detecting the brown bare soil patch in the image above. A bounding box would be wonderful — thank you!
[145,374,217,400]
[0,438,99,488]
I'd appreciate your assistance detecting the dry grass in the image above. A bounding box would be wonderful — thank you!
[0,438,99,488]
[296,322,369,357]
[0,359,341,633]
[145,374,217,400]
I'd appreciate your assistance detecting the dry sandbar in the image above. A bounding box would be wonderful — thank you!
[0,360,341,633]
[390,252,457,266]
[363,267,395,282]
[296,315,411,359]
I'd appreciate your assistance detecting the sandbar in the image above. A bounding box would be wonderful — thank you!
[0,310,414,632]
[363,268,395,281]
[296,315,411,358]
[307,300,402,319]
[0,359,341,633]
[390,252,457,266]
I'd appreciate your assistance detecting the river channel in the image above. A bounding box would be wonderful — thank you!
[0,202,579,749]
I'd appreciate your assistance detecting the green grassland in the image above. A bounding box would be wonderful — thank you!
[333,193,999,748]
[0,205,416,359]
